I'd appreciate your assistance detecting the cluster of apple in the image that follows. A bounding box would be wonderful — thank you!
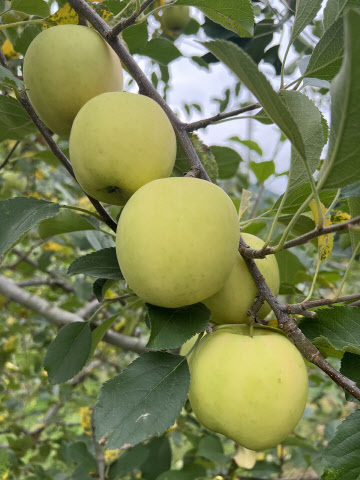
[24,21,308,452]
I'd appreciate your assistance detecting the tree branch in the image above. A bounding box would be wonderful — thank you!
[239,236,360,401]
[240,215,360,258]
[185,103,261,131]
[0,140,20,170]
[110,0,155,36]
[67,0,210,182]
[286,293,360,315]
[0,274,147,354]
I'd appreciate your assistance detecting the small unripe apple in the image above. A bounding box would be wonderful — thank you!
[188,325,308,451]
[69,92,176,205]
[161,6,190,31]
[204,233,280,324]
[23,25,123,136]
[116,177,239,308]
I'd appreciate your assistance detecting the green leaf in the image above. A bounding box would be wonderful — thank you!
[229,136,263,155]
[13,24,41,55]
[140,436,172,480]
[323,0,360,30]
[122,21,148,54]
[197,435,230,465]
[300,306,360,355]
[91,312,121,357]
[140,38,181,65]
[250,160,275,183]
[0,66,24,90]
[0,95,36,142]
[173,133,218,182]
[348,197,360,250]
[289,0,323,45]
[275,250,307,287]
[94,352,190,449]
[61,441,97,472]
[202,40,306,160]
[146,303,210,350]
[322,410,360,480]
[176,0,254,37]
[305,18,344,81]
[11,0,50,17]
[38,209,98,239]
[320,10,360,189]
[43,322,92,384]
[0,197,59,257]
[273,183,337,215]
[211,145,242,179]
[68,247,123,280]
[340,352,360,399]
[157,464,206,480]
[281,90,324,191]
[108,444,149,479]
[93,278,116,302]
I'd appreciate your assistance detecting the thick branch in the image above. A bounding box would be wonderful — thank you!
[110,0,155,36]
[185,103,261,131]
[239,236,360,401]
[241,215,360,258]
[67,0,210,182]
[0,274,147,354]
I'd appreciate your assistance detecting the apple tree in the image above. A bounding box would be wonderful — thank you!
[0,0,360,479]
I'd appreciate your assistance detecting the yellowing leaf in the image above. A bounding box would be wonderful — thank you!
[43,241,72,255]
[104,449,120,463]
[234,447,257,469]
[35,170,45,180]
[79,407,92,436]
[45,3,79,27]
[309,200,333,261]
[239,189,252,220]
[332,210,351,224]
[90,3,113,23]
[267,318,278,328]
[1,40,19,60]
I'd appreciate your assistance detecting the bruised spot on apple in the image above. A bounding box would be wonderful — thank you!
[69,92,177,205]
[160,6,190,32]
[188,325,308,451]
[116,177,240,308]
[23,25,123,137]
[204,233,280,324]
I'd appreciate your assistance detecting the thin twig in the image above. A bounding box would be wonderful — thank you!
[185,103,261,131]
[287,293,360,315]
[240,215,360,258]
[0,140,20,170]
[239,235,360,400]
[110,0,155,36]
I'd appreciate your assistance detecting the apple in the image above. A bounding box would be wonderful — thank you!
[69,92,176,205]
[23,25,123,137]
[204,233,280,324]
[188,324,308,451]
[116,177,239,308]
[161,6,190,31]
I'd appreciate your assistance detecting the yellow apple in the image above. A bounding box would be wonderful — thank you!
[116,177,239,308]
[204,233,280,324]
[188,325,308,451]
[23,25,123,137]
[161,6,190,31]
[69,92,176,205]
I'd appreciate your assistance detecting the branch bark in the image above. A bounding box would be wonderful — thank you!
[239,236,360,401]
[0,140,19,170]
[0,274,147,354]
[287,293,360,315]
[240,215,360,258]
[185,103,261,131]
[110,0,155,36]
[67,0,210,182]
